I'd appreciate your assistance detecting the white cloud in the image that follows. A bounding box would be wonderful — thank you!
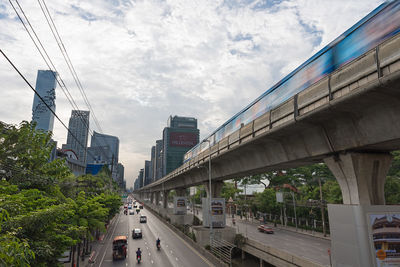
[0,0,385,187]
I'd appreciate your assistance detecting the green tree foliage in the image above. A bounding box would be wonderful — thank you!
[220,182,242,201]
[0,121,122,266]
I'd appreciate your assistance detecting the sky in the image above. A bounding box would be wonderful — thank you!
[0,0,385,188]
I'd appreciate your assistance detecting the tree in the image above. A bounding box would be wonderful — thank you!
[220,182,242,201]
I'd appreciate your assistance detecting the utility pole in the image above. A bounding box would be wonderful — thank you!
[318,177,327,237]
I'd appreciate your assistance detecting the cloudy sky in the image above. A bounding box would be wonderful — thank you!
[0,0,384,187]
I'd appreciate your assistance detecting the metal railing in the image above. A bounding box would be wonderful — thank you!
[210,236,235,267]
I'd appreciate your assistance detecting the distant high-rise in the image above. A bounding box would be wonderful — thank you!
[162,115,199,176]
[155,140,163,180]
[144,160,151,186]
[87,131,119,180]
[62,110,90,167]
[150,146,155,182]
[32,70,57,132]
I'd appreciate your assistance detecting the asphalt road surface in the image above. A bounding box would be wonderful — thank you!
[190,207,331,266]
[93,206,213,267]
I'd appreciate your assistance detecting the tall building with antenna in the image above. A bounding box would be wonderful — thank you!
[32,70,57,132]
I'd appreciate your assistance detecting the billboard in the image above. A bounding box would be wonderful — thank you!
[169,132,198,147]
[202,198,226,228]
[173,196,187,215]
[368,213,400,267]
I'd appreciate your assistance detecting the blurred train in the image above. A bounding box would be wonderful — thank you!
[184,0,400,163]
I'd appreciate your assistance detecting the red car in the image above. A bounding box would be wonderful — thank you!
[258,225,274,234]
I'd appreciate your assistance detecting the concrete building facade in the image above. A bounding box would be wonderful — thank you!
[62,110,90,169]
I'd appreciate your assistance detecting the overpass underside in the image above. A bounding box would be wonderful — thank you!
[142,33,400,194]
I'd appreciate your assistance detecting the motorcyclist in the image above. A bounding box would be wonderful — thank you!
[136,248,142,261]
[156,238,161,249]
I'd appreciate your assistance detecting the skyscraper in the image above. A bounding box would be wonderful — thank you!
[32,70,57,132]
[62,110,90,166]
[150,146,155,182]
[162,115,199,176]
[144,160,151,186]
[87,131,120,180]
[155,140,163,180]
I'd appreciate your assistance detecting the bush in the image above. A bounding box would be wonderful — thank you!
[234,234,246,247]
[193,215,202,226]
[205,244,210,250]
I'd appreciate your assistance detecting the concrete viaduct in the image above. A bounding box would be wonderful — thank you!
[135,32,400,266]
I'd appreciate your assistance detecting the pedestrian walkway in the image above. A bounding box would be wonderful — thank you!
[63,214,119,267]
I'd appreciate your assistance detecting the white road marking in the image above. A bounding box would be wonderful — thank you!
[175,257,179,261]
[170,250,173,254]
[151,260,154,264]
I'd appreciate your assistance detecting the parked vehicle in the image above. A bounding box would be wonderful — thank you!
[112,236,127,260]
[257,225,274,234]
[129,210,135,215]
[132,228,142,239]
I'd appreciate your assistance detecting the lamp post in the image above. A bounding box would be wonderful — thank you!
[203,139,213,246]
[197,139,213,246]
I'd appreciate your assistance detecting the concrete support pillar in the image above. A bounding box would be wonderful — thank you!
[259,258,264,267]
[150,192,154,204]
[162,190,170,209]
[324,152,393,205]
[204,181,224,198]
[155,191,160,206]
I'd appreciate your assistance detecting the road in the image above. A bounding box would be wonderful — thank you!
[92,206,213,267]
[190,207,331,266]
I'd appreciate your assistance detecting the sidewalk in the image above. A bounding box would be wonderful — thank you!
[63,213,119,267]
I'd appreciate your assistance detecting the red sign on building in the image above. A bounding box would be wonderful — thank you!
[169,132,197,147]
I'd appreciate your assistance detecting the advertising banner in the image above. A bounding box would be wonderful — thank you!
[368,213,400,267]
[169,132,198,147]
[202,198,226,228]
[173,196,187,215]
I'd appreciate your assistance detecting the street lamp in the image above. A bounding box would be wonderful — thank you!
[312,171,327,237]
[203,139,213,246]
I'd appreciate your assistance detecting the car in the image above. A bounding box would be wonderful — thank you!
[257,225,274,234]
[128,205,132,209]
[133,205,137,209]
[140,215,147,223]
[132,228,142,239]
[139,205,143,209]
[129,210,135,215]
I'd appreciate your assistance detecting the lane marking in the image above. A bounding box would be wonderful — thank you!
[145,206,214,267]
[151,260,154,264]
[176,257,179,261]
[98,213,121,267]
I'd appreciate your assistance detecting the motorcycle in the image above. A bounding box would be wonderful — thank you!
[137,255,141,263]
[157,243,161,251]
[232,218,236,225]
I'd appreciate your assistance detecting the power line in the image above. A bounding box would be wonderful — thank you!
[9,0,111,162]
[0,49,91,159]
[37,0,104,133]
